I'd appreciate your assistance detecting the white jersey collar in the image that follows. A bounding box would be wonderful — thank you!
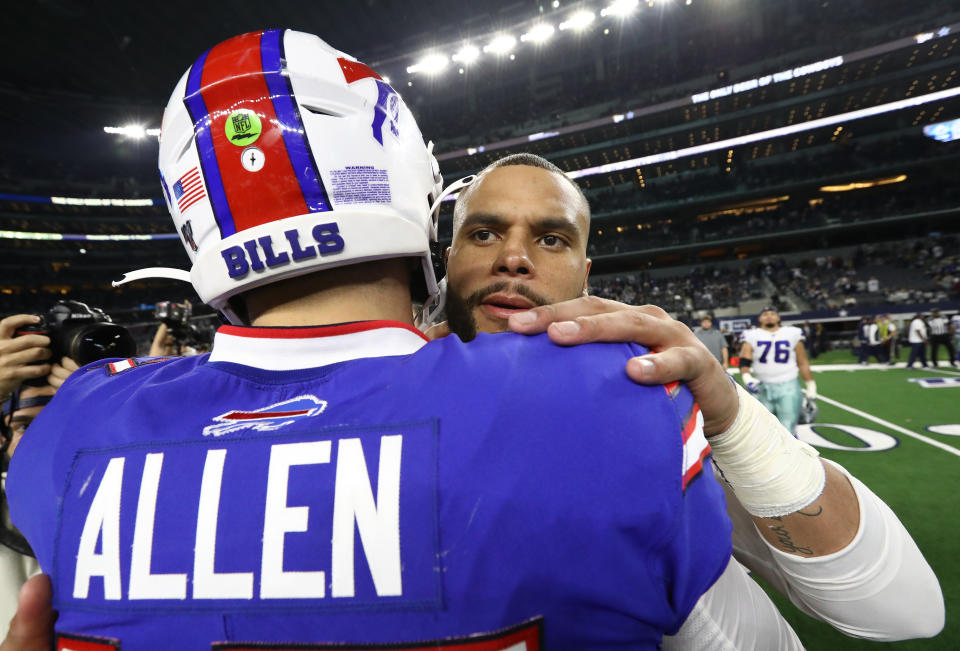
[208,320,428,371]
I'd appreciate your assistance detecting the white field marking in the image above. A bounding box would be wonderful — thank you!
[727,364,960,375]
[816,394,960,458]
[927,425,960,436]
[916,366,960,377]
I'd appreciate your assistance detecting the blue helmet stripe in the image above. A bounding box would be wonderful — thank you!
[259,29,333,214]
[183,48,237,237]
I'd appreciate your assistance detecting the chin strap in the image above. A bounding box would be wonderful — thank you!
[427,175,475,241]
[417,175,476,331]
[417,276,447,331]
[112,267,192,288]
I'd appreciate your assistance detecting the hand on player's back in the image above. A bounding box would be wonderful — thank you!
[507,297,738,435]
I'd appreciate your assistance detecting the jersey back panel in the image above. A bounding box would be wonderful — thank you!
[8,331,731,650]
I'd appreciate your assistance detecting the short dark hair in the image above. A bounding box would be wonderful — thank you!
[453,152,590,233]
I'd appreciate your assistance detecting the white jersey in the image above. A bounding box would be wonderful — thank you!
[908,318,927,343]
[741,325,804,384]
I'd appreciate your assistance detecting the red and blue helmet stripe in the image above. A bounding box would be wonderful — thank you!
[182,29,331,239]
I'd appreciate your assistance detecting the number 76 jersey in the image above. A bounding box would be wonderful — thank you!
[740,326,804,384]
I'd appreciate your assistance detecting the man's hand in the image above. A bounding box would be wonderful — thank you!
[0,316,52,400]
[149,323,176,357]
[508,297,738,435]
[47,357,79,390]
[0,574,55,651]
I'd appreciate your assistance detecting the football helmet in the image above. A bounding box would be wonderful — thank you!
[798,396,819,425]
[115,29,455,324]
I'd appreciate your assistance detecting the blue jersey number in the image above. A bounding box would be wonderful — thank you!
[757,340,791,363]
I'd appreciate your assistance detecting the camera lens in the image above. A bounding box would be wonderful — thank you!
[67,324,138,366]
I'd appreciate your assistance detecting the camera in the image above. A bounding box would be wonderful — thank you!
[154,301,213,352]
[14,300,138,369]
[154,300,191,327]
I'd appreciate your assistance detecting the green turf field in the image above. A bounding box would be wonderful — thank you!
[750,363,960,649]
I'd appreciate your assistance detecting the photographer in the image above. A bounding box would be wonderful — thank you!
[0,384,51,634]
[0,316,74,640]
[150,300,213,357]
[0,303,133,638]
[148,322,177,357]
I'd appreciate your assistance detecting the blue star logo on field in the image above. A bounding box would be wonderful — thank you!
[202,395,327,437]
[907,377,960,389]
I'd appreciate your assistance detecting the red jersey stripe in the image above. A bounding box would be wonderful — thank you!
[681,404,702,443]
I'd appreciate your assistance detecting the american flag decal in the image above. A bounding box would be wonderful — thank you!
[173,167,206,213]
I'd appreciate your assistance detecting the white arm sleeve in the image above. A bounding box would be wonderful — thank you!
[724,460,944,641]
[663,557,804,651]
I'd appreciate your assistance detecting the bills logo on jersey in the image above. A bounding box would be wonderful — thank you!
[203,395,327,437]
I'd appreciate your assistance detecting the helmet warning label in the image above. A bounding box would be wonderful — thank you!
[329,166,391,205]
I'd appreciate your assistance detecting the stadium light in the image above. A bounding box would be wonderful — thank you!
[601,0,640,18]
[521,23,556,43]
[484,34,517,55]
[104,125,159,139]
[406,53,449,75]
[566,85,960,180]
[820,175,907,192]
[452,44,481,64]
[559,10,596,31]
[51,196,156,207]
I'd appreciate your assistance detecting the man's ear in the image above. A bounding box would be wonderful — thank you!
[444,247,451,265]
[581,258,592,295]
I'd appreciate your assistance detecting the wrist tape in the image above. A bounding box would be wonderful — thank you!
[709,383,826,518]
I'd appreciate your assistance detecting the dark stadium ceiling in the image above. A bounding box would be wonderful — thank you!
[4,0,537,103]
[1,0,550,178]
[1,0,953,184]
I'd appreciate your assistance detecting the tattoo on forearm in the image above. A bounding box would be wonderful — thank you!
[766,516,814,555]
[796,506,823,517]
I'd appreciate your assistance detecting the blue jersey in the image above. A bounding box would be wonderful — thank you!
[8,321,730,651]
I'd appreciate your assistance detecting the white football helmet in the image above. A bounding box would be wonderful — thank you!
[115,29,453,324]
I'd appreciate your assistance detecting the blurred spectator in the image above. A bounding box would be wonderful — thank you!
[906,314,929,368]
[693,316,729,368]
[928,309,957,368]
